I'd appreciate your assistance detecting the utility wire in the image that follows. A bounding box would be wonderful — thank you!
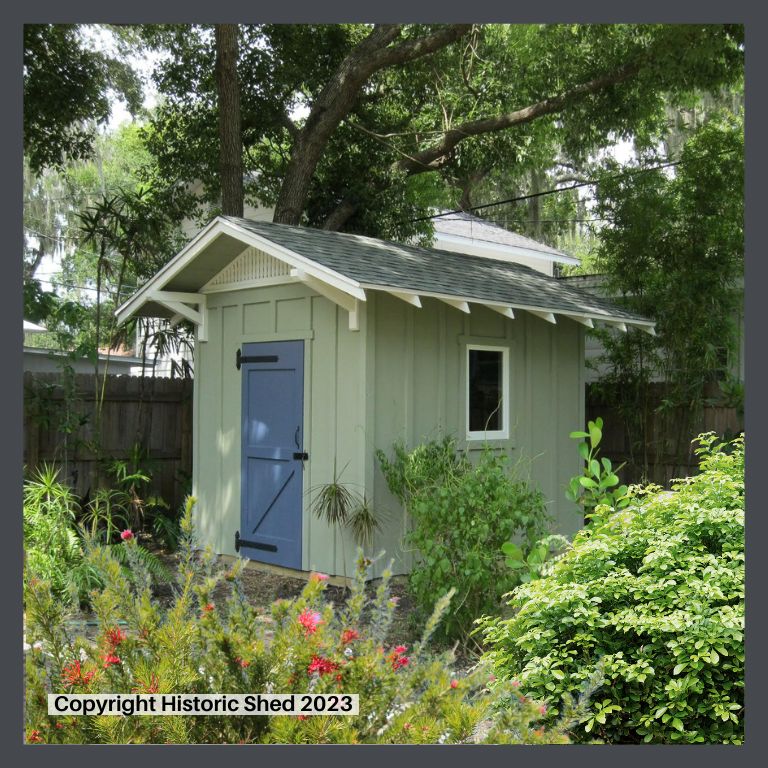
[409,145,739,223]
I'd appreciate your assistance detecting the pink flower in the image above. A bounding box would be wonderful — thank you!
[389,596,400,606]
[450,679,458,689]
[538,704,547,715]
[341,629,359,644]
[403,722,412,731]
[102,653,121,669]
[310,572,329,583]
[298,609,322,635]
[394,645,407,655]
[511,679,520,688]
[120,529,134,541]
[307,655,339,676]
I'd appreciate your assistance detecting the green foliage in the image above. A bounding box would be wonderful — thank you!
[24,466,169,606]
[137,23,743,235]
[565,417,630,522]
[501,534,570,584]
[589,112,744,476]
[24,24,142,173]
[24,499,581,745]
[477,434,744,744]
[377,438,548,642]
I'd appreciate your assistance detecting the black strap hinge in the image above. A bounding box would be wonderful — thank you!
[235,530,277,553]
[236,349,279,370]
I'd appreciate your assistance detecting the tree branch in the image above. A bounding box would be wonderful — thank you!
[397,61,642,175]
[273,24,472,224]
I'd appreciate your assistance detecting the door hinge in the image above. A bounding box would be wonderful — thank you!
[235,530,278,553]
[236,349,279,369]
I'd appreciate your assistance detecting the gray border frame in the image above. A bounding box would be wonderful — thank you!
[5,3,764,767]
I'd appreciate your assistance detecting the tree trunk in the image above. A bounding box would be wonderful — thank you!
[215,24,243,217]
[273,24,471,225]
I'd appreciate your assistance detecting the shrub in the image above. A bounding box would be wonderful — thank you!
[24,499,585,745]
[23,465,169,606]
[477,433,744,744]
[377,438,548,642]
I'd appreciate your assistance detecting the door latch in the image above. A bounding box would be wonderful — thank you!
[292,451,309,461]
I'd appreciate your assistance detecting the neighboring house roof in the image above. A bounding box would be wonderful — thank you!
[431,210,580,266]
[116,216,654,333]
[24,319,47,332]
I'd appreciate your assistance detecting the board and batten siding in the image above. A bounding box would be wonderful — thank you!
[193,281,367,576]
[368,293,585,575]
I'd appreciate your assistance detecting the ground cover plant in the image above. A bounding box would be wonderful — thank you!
[24,499,595,745]
[376,438,548,643]
[477,433,744,743]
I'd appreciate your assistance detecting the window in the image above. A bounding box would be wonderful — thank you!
[466,345,509,440]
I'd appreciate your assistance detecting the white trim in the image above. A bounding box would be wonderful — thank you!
[201,276,299,294]
[357,282,654,331]
[218,219,366,300]
[387,290,422,308]
[484,303,515,319]
[440,297,471,314]
[604,320,628,333]
[291,268,365,332]
[560,313,594,328]
[115,217,366,325]
[465,344,510,441]
[527,309,557,325]
[434,231,580,265]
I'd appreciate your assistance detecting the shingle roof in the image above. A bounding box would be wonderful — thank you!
[432,210,577,262]
[222,217,649,324]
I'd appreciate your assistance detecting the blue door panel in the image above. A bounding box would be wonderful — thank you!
[240,340,304,569]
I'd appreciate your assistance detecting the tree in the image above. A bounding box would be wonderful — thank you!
[589,112,744,477]
[23,24,143,174]
[139,23,743,238]
[214,24,244,216]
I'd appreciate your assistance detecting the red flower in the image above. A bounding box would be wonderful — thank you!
[202,603,215,613]
[307,655,339,676]
[341,629,359,644]
[511,679,520,688]
[102,653,121,669]
[106,627,126,648]
[389,644,409,670]
[28,730,43,743]
[450,679,458,689]
[235,657,251,668]
[55,722,63,730]
[120,529,134,541]
[402,722,412,731]
[298,609,322,636]
[62,660,95,688]
[538,704,547,715]
[298,715,308,721]
[310,572,329,583]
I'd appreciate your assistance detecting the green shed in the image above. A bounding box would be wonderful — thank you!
[116,216,654,578]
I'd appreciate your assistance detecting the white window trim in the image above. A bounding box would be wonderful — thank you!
[466,344,510,441]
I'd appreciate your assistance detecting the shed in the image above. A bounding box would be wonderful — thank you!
[116,216,654,577]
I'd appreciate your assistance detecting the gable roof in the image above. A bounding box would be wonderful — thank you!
[431,210,579,266]
[116,216,654,333]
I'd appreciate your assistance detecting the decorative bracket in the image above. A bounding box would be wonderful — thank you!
[150,290,208,342]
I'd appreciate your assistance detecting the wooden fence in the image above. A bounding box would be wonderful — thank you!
[586,382,743,487]
[23,372,193,510]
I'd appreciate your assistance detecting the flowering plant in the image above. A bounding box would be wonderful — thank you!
[24,498,589,744]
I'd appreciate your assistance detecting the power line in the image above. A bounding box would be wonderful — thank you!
[409,146,739,224]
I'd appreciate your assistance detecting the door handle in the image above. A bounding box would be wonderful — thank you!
[294,425,300,450]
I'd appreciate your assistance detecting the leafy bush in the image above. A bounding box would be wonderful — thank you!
[24,499,589,745]
[377,438,548,642]
[24,465,169,605]
[477,433,744,744]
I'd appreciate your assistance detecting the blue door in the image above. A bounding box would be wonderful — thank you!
[239,340,305,569]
